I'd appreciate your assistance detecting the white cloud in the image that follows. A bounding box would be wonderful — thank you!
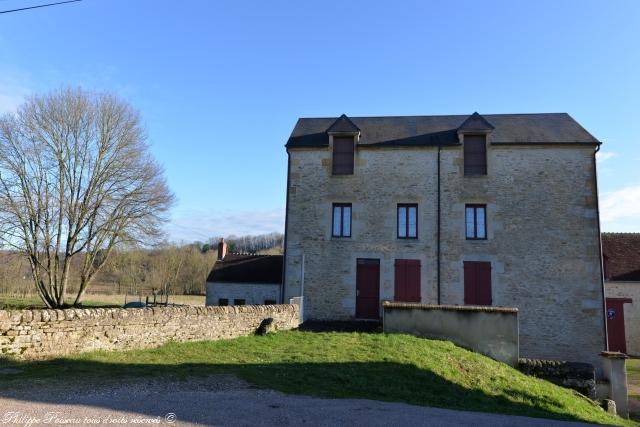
[165,207,285,243]
[600,185,640,231]
[0,75,31,114]
[596,151,617,163]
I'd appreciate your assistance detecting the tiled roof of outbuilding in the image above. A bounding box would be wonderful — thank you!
[602,233,640,282]
[286,113,600,148]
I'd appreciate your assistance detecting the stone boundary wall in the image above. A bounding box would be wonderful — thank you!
[518,358,596,398]
[383,302,519,366]
[0,304,300,359]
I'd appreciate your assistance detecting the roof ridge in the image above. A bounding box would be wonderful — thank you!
[296,112,571,120]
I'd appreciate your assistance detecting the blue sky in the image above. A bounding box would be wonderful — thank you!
[1,0,638,242]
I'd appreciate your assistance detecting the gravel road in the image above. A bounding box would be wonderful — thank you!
[0,375,600,426]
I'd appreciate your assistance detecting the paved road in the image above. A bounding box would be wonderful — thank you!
[0,376,600,426]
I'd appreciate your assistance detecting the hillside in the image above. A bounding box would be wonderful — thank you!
[0,331,630,425]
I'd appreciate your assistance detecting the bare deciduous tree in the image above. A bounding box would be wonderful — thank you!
[0,87,175,308]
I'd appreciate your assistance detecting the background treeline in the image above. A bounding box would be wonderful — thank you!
[204,232,284,255]
[0,232,284,298]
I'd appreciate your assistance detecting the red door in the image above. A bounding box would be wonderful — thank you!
[356,259,380,319]
[606,298,632,353]
[394,259,421,302]
[464,261,492,305]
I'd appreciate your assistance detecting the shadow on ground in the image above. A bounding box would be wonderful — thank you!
[0,357,608,426]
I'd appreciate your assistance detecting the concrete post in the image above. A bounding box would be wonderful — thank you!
[601,351,629,419]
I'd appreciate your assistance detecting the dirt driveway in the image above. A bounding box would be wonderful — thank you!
[0,376,601,426]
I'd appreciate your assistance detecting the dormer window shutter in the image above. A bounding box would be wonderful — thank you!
[332,136,354,175]
[327,114,360,176]
[464,135,487,175]
[458,112,493,176]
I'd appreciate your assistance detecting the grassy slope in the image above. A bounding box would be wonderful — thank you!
[1,331,631,426]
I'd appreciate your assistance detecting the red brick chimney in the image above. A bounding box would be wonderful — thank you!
[217,238,227,260]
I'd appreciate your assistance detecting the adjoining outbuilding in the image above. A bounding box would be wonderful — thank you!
[603,232,640,356]
[205,239,282,306]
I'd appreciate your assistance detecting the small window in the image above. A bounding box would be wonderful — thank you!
[218,298,229,306]
[464,135,487,175]
[397,204,418,238]
[332,203,352,237]
[233,299,246,306]
[332,136,354,175]
[264,299,276,305]
[466,204,487,240]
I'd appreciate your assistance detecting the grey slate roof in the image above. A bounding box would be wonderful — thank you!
[286,113,600,148]
[207,254,283,284]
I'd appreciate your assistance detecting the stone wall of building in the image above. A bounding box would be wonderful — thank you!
[284,146,439,319]
[438,144,605,369]
[605,281,640,356]
[284,140,605,367]
[0,304,299,359]
[206,282,280,306]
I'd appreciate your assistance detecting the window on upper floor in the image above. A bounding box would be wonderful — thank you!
[218,298,229,306]
[233,299,246,306]
[332,136,355,175]
[397,204,418,239]
[332,203,352,237]
[464,135,487,175]
[466,204,487,240]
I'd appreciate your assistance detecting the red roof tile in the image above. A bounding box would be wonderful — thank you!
[602,233,640,281]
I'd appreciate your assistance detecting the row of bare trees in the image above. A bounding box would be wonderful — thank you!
[0,244,218,297]
[206,232,283,254]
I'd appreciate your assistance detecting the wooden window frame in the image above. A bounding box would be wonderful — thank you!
[465,204,487,240]
[332,136,355,175]
[332,203,352,238]
[463,134,487,176]
[397,204,418,239]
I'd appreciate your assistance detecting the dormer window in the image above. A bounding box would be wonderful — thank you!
[464,135,487,175]
[458,112,494,176]
[332,136,354,175]
[327,114,360,176]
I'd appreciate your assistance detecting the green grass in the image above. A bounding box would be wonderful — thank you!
[0,331,632,426]
[0,295,120,309]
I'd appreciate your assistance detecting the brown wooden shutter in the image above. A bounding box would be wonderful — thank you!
[464,135,487,175]
[464,261,492,305]
[394,259,421,302]
[332,136,354,175]
[463,262,476,304]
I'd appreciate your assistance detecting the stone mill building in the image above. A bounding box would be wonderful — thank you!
[281,112,606,367]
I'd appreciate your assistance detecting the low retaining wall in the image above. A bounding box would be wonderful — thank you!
[383,302,519,366]
[0,304,299,359]
[518,358,596,398]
